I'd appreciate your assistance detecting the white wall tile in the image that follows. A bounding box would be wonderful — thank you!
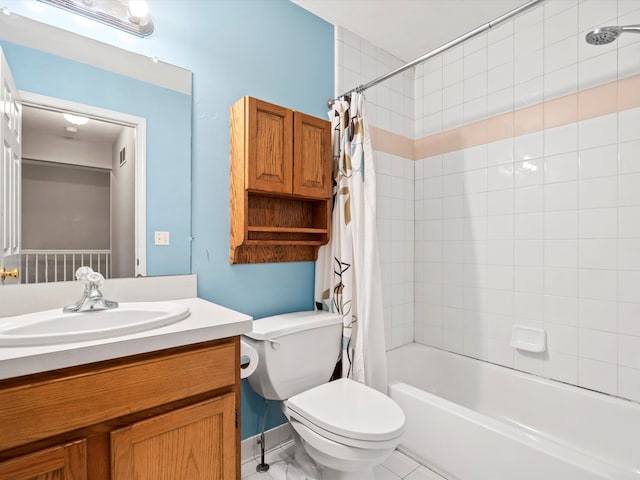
[464,49,487,79]
[544,63,578,99]
[579,298,618,332]
[515,213,543,239]
[514,76,544,109]
[619,108,640,143]
[579,176,618,209]
[546,322,578,355]
[579,50,617,90]
[515,239,543,267]
[579,328,618,363]
[619,206,640,237]
[545,123,578,156]
[579,208,618,238]
[619,366,640,403]
[579,357,617,395]
[545,239,578,268]
[619,140,640,175]
[579,269,618,301]
[488,37,514,69]
[544,5,578,46]
[545,181,578,211]
[515,266,543,294]
[545,267,578,297]
[487,138,514,166]
[514,50,543,85]
[619,173,640,206]
[579,0,618,32]
[544,36,578,74]
[619,270,640,303]
[579,239,617,270]
[515,185,544,213]
[619,334,640,370]
[579,145,618,179]
[545,210,578,239]
[545,294,578,326]
[579,114,618,150]
[545,152,578,184]
[544,350,578,384]
[619,238,640,271]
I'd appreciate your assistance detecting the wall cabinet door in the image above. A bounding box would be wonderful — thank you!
[293,111,331,199]
[246,97,293,195]
[111,393,236,480]
[0,439,86,480]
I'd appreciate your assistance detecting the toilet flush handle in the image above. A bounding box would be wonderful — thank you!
[266,338,281,350]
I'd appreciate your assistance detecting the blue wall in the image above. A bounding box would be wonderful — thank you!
[0,41,193,276]
[5,0,334,439]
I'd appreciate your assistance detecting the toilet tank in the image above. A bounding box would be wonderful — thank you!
[242,311,342,400]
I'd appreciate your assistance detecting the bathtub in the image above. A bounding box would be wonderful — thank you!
[387,343,640,480]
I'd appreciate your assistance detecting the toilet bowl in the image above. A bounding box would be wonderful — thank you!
[242,311,405,480]
[285,378,405,479]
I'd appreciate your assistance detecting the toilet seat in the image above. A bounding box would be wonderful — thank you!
[285,378,405,450]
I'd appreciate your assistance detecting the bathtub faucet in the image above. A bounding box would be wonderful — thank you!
[63,267,119,313]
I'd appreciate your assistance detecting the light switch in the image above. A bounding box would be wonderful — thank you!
[155,231,170,246]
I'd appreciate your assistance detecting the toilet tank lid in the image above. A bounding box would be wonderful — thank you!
[244,311,342,341]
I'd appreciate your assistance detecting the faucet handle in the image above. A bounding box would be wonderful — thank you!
[86,272,105,290]
[75,266,94,281]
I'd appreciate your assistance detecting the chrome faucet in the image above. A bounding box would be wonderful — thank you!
[63,267,119,313]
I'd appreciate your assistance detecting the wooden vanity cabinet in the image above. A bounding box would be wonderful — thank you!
[230,96,332,264]
[0,337,240,480]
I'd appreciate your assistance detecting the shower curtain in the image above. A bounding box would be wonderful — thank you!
[315,92,387,394]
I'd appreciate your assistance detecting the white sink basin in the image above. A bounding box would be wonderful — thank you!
[0,302,190,346]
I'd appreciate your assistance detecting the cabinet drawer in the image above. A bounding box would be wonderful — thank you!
[0,340,236,451]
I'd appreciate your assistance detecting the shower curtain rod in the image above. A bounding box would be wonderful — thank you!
[328,0,544,107]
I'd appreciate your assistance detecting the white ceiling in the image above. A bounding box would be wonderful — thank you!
[23,105,125,144]
[291,0,530,61]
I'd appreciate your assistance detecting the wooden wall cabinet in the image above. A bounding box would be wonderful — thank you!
[0,338,240,480]
[230,96,332,264]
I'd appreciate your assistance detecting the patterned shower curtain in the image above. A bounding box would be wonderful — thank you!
[315,93,387,394]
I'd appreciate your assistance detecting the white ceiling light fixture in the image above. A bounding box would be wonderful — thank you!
[127,0,149,23]
[37,0,154,37]
[63,113,90,125]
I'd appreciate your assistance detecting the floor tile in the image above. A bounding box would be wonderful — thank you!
[241,447,448,480]
[382,450,420,477]
[374,465,402,479]
[406,466,448,480]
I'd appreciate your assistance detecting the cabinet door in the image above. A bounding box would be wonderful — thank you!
[247,97,293,195]
[111,394,236,480]
[0,439,86,480]
[293,111,331,198]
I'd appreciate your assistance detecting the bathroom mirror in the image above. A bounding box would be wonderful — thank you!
[0,12,193,284]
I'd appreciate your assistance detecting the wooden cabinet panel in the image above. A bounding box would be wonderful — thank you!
[293,111,331,199]
[0,439,86,480]
[246,97,293,195]
[111,394,235,480]
[0,341,235,451]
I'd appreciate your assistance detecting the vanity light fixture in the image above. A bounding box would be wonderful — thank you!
[63,113,90,125]
[37,0,154,37]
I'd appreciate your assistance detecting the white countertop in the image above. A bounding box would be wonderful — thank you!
[0,297,253,380]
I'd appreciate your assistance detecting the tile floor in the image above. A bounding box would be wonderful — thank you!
[241,444,446,480]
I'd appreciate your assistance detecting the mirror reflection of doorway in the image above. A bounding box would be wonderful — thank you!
[21,104,136,283]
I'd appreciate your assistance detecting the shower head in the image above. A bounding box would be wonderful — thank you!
[585,25,640,45]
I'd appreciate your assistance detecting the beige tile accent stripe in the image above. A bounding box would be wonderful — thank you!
[370,74,640,161]
[369,126,415,159]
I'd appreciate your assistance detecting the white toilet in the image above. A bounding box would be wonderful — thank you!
[243,311,405,480]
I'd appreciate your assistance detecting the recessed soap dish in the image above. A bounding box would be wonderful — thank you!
[511,325,547,353]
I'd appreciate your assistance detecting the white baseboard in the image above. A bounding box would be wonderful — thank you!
[241,423,293,465]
